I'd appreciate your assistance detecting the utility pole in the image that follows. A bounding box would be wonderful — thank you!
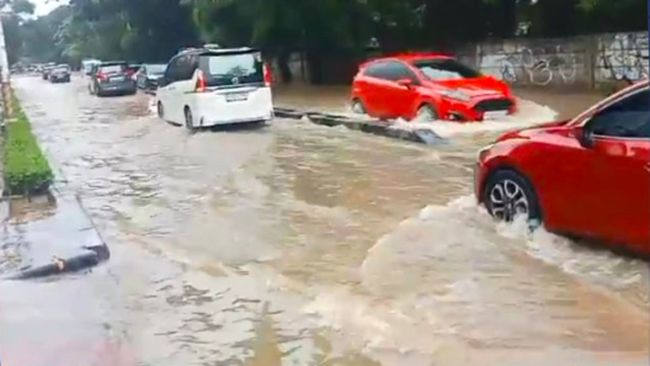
[0,12,12,120]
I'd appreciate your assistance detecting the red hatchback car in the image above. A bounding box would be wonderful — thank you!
[475,80,650,255]
[351,53,516,122]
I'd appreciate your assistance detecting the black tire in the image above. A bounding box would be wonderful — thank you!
[484,169,541,223]
[351,98,367,115]
[184,107,195,132]
[157,102,165,120]
[415,104,439,122]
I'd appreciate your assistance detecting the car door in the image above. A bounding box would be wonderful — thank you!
[355,62,386,117]
[550,88,650,249]
[383,61,420,119]
[174,54,199,121]
[157,58,180,122]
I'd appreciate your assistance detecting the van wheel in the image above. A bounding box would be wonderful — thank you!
[157,102,164,120]
[484,169,541,223]
[184,107,196,132]
[415,104,439,122]
[351,99,366,115]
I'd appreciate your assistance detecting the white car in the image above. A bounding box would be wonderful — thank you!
[155,47,274,130]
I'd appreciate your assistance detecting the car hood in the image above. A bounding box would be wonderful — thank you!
[428,77,510,98]
[496,120,571,142]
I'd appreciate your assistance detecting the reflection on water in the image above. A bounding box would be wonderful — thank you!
[3,76,649,366]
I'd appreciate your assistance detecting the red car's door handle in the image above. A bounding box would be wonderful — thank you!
[645,163,650,173]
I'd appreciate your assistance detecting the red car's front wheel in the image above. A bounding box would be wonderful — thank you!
[484,169,541,224]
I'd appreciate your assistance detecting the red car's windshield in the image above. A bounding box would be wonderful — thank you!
[413,58,482,80]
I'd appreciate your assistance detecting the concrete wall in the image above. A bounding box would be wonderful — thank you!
[474,32,648,89]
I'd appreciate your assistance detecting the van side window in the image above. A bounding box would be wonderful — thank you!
[175,54,197,81]
[165,58,180,81]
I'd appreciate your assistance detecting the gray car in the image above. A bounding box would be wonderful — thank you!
[88,61,137,96]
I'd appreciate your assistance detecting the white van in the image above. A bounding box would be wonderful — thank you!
[156,47,274,130]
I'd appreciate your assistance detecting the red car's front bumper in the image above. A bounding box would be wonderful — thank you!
[440,96,517,122]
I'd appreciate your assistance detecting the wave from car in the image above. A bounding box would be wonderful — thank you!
[351,53,516,122]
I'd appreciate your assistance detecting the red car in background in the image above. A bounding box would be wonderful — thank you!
[475,80,650,256]
[351,53,516,122]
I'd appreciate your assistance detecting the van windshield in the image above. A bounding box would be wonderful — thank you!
[200,52,263,87]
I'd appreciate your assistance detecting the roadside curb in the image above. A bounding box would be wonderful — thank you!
[1,189,111,281]
[274,107,446,145]
[1,88,110,281]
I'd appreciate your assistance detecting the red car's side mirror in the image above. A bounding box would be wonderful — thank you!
[396,78,413,88]
[573,126,594,148]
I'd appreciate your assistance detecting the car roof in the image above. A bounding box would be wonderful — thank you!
[361,52,453,68]
[177,46,260,57]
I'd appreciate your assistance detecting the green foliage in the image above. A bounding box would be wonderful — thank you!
[3,0,647,73]
[4,99,53,195]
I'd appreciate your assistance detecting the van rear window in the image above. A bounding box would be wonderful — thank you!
[200,52,263,87]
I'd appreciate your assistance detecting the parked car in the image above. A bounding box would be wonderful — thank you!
[88,61,137,96]
[41,62,56,80]
[156,46,273,131]
[136,63,166,92]
[351,53,515,122]
[126,64,142,80]
[475,80,650,256]
[49,64,71,83]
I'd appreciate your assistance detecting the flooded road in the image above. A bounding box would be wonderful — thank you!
[2,75,649,366]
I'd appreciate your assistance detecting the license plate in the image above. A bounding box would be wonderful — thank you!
[110,76,124,82]
[484,111,508,120]
[225,93,248,102]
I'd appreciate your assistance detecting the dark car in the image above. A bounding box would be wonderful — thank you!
[88,61,137,96]
[136,63,166,93]
[49,64,71,83]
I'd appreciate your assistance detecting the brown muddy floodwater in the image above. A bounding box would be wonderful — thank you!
[0,75,648,366]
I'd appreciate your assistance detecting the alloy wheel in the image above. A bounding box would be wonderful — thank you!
[488,179,530,221]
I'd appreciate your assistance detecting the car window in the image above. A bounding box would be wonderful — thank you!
[413,58,481,80]
[363,62,388,79]
[165,57,178,82]
[148,64,166,75]
[384,61,418,82]
[588,89,650,138]
[199,52,263,87]
[174,55,197,81]
[100,64,126,73]
[363,61,417,82]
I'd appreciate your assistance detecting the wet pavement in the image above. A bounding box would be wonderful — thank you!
[1,75,648,366]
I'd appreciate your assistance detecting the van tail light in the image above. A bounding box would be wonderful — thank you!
[97,72,108,82]
[263,63,272,87]
[195,69,207,93]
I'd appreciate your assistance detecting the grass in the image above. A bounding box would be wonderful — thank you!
[3,96,53,195]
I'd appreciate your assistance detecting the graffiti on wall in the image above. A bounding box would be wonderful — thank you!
[598,33,649,82]
[478,44,584,87]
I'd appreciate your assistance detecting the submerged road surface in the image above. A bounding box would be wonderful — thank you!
[2,75,648,366]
